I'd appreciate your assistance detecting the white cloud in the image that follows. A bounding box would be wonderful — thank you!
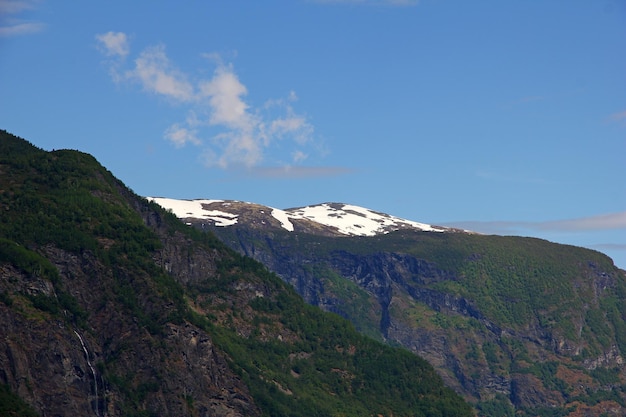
[292,150,308,163]
[261,92,314,147]
[0,20,43,36]
[164,124,200,148]
[131,45,195,102]
[96,33,329,172]
[0,0,45,37]
[95,35,195,101]
[0,0,46,14]
[95,31,129,57]
[0,0,35,14]
[202,127,263,169]
[197,64,264,168]
[198,65,255,129]
[270,113,313,143]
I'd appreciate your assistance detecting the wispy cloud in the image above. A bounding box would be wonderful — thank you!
[0,21,43,36]
[94,31,130,82]
[445,211,626,235]
[592,243,626,252]
[0,0,34,13]
[536,212,626,232]
[95,32,335,175]
[132,45,195,101]
[0,0,45,37]
[164,122,201,148]
[95,31,129,57]
[607,110,626,125]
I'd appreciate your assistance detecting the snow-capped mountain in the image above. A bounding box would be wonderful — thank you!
[147,197,466,236]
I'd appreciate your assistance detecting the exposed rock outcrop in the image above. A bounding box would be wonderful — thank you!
[0,241,260,417]
[206,222,626,415]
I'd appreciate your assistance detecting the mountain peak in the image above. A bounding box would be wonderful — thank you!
[147,197,467,236]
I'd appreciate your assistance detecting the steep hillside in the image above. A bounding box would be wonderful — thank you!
[0,129,473,416]
[157,198,626,416]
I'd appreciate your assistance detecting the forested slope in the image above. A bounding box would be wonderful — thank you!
[0,129,472,416]
[204,199,626,416]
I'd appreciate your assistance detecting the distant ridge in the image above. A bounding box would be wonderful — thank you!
[147,197,470,236]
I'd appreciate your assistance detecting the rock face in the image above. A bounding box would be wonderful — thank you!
[196,212,626,416]
[0,235,260,417]
[0,138,258,416]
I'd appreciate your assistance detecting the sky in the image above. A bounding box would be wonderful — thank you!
[1,0,625,269]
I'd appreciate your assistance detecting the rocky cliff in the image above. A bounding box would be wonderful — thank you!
[192,206,626,416]
[0,220,259,417]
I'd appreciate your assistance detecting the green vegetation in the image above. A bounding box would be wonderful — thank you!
[206,180,626,415]
[590,366,621,385]
[0,383,39,417]
[476,394,515,417]
[307,264,381,340]
[200,252,473,416]
[520,361,569,393]
[516,405,577,417]
[0,129,475,416]
[5,128,626,416]
[230,221,624,356]
[0,237,88,324]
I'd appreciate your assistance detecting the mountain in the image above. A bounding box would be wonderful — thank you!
[0,129,474,416]
[151,197,626,416]
[147,197,468,236]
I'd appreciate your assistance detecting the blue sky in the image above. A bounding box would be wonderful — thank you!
[1,0,625,268]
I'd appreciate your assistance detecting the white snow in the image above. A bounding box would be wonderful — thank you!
[285,203,443,236]
[147,197,238,226]
[271,208,295,232]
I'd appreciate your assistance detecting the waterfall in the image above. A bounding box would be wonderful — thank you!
[74,330,100,416]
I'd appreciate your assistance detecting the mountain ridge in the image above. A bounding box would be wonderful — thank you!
[0,129,474,416]
[152,195,626,416]
[147,197,470,237]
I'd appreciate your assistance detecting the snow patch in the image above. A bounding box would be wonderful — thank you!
[285,203,444,236]
[147,197,238,227]
[271,209,295,232]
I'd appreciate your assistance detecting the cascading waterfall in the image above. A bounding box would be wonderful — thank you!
[74,330,100,416]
